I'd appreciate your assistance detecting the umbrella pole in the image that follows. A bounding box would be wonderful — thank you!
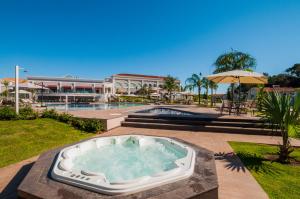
[238,77,241,115]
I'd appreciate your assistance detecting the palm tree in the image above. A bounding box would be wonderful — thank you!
[260,92,300,163]
[163,75,179,103]
[214,50,256,99]
[1,80,9,99]
[137,84,155,100]
[184,84,193,93]
[185,73,202,105]
[202,77,209,101]
[209,81,218,106]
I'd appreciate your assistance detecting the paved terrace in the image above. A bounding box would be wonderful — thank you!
[67,104,260,120]
[61,104,154,130]
[64,104,258,130]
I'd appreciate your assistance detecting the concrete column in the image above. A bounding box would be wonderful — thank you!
[73,82,76,92]
[58,82,62,93]
[15,65,19,114]
[128,80,131,95]
[92,83,95,93]
[112,77,115,94]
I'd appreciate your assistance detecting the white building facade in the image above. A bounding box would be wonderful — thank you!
[27,76,113,102]
[23,73,180,102]
[110,73,175,95]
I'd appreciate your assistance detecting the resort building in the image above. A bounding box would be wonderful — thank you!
[27,76,114,102]
[248,86,297,100]
[110,73,180,95]
[1,74,181,103]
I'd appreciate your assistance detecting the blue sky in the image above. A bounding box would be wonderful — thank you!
[1,0,300,93]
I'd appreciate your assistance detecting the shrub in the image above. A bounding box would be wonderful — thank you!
[119,96,149,103]
[70,118,85,130]
[18,106,38,120]
[41,109,59,119]
[70,118,103,133]
[58,113,73,123]
[0,107,17,120]
[82,119,103,132]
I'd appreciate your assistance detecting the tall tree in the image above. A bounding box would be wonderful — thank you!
[214,50,256,99]
[136,84,149,98]
[185,73,202,105]
[286,63,300,77]
[208,80,218,106]
[163,75,179,103]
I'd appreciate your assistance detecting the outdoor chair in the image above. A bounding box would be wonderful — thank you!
[220,99,236,115]
[240,100,257,116]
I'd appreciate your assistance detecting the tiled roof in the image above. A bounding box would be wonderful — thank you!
[260,87,296,92]
[1,78,27,83]
[115,73,166,79]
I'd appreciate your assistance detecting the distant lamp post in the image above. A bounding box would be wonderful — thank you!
[15,65,27,114]
[41,82,44,107]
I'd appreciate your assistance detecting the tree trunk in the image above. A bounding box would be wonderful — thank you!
[279,129,293,163]
[231,83,234,101]
[206,87,209,105]
[210,88,213,107]
[198,87,201,105]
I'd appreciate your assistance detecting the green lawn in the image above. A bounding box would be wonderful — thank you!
[0,118,94,168]
[229,142,300,199]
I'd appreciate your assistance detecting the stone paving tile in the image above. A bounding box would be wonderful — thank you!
[65,104,154,119]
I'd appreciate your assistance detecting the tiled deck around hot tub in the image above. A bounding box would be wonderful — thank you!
[17,137,218,199]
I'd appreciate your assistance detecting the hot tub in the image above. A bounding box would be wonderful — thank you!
[136,107,195,115]
[51,135,195,195]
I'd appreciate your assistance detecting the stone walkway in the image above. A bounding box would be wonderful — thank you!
[1,127,300,199]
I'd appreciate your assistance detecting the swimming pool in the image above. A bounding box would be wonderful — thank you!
[51,135,195,195]
[45,102,143,111]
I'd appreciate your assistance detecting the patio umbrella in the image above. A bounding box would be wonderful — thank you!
[10,90,31,94]
[206,70,267,84]
[206,70,268,111]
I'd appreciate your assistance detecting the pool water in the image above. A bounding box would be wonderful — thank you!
[52,135,195,195]
[72,138,186,182]
[46,102,143,111]
[137,108,194,115]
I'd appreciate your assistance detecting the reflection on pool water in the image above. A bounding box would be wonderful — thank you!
[45,102,143,111]
[137,108,194,115]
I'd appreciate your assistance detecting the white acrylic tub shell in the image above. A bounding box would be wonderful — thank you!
[51,135,196,195]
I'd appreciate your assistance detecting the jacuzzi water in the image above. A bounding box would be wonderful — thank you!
[137,108,194,115]
[51,135,195,195]
[72,140,185,182]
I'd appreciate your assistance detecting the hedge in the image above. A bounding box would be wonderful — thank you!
[0,107,104,133]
